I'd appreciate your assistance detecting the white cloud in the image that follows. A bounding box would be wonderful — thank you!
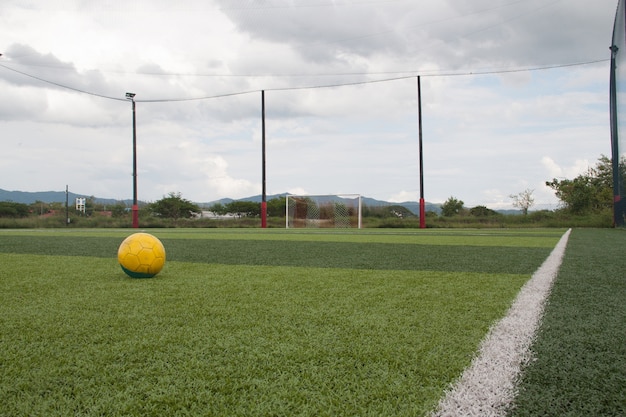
[388,191,419,203]
[286,187,308,196]
[541,156,592,180]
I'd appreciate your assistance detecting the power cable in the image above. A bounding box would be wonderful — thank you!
[0,63,127,101]
[0,58,609,103]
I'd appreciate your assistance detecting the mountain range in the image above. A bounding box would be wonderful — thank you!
[0,189,441,215]
[0,188,133,207]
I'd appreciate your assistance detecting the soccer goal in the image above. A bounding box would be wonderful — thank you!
[286,194,362,229]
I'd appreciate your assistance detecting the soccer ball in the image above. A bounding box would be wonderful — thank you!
[117,232,166,278]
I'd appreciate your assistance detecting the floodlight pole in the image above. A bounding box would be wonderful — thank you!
[65,184,69,226]
[417,76,426,229]
[126,92,139,228]
[261,90,268,228]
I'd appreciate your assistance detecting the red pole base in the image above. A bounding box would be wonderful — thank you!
[132,205,139,228]
[419,198,426,229]
[261,201,267,228]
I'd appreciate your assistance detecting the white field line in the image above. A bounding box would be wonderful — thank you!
[431,228,572,417]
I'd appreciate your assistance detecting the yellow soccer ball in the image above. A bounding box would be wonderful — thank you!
[117,233,166,278]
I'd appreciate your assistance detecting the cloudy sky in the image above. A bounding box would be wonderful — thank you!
[0,0,618,208]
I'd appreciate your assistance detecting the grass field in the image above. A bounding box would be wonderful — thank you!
[0,228,621,416]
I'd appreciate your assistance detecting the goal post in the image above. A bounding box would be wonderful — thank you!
[286,194,362,229]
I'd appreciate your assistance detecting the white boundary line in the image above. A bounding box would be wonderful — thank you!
[431,228,572,417]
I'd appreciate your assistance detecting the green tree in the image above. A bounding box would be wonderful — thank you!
[441,197,464,217]
[84,196,96,216]
[0,202,30,218]
[225,201,260,217]
[208,202,228,216]
[49,202,65,211]
[150,192,201,220]
[30,200,51,216]
[267,197,286,217]
[111,203,128,218]
[546,155,621,215]
[469,205,498,217]
[386,205,415,218]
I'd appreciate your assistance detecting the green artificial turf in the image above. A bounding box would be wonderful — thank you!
[0,229,560,274]
[509,229,626,417]
[0,228,563,416]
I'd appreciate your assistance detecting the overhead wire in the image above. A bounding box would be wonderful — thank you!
[0,58,609,103]
[0,63,127,102]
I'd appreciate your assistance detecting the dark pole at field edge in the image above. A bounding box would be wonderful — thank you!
[261,90,267,228]
[610,45,625,227]
[126,92,139,228]
[417,76,426,229]
[66,184,69,226]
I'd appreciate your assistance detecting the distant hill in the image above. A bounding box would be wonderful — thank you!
[200,193,442,215]
[1,188,442,214]
[0,189,133,206]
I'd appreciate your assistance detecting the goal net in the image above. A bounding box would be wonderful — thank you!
[286,194,362,229]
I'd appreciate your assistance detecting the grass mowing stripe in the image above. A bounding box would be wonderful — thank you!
[0,228,565,247]
[0,253,530,416]
[508,229,626,417]
[163,239,550,274]
[0,235,552,274]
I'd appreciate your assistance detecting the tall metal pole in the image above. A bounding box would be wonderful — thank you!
[417,76,426,229]
[126,92,139,228]
[65,184,69,226]
[610,45,625,227]
[261,90,267,228]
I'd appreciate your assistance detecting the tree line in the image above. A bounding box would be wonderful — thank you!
[438,155,620,219]
[1,155,621,225]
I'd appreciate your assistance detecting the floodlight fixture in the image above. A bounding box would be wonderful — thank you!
[125,92,136,100]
